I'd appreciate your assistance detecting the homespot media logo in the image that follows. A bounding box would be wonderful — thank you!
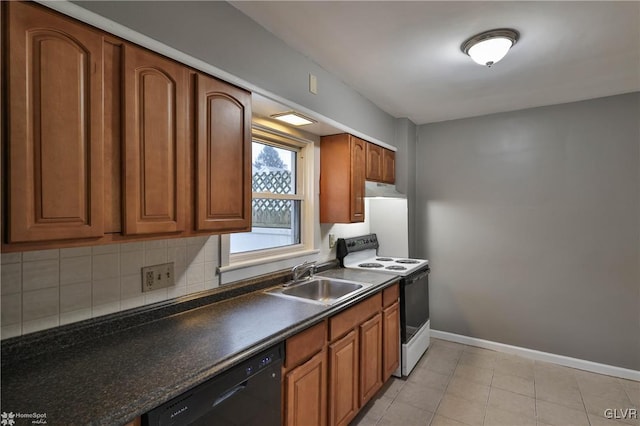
[1,412,47,425]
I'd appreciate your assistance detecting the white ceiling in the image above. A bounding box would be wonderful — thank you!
[232,1,640,125]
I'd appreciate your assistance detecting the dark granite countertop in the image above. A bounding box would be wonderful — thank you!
[0,268,398,426]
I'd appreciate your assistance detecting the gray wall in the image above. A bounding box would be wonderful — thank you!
[393,118,418,256]
[416,93,640,370]
[73,1,396,144]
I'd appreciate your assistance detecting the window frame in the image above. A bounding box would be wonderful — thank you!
[220,124,315,269]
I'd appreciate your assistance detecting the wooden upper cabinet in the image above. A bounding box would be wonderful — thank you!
[121,44,188,235]
[194,74,251,233]
[6,1,104,243]
[366,142,395,184]
[382,148,395,184]
[103,38,124,234]
[3,2,255,249]
[365,143,383,182]
[350,137,366,222]
[320,134,365,223]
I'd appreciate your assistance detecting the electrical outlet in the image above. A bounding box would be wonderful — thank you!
[141,262,175,293]
[329,234,336,248]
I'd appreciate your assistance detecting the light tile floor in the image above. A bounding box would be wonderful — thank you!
[351,338,639,426]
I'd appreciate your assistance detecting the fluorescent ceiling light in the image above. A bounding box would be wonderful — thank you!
[270,111,316,126]
[461,28,519,67]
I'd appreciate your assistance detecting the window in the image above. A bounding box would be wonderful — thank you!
[228,128,311,259]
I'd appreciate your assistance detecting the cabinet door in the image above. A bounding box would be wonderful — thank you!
[383,302,400,381]
[6,1,104,242]
[122,44,188,235]
[359,313,383,405]
[285,350,327,426]
[365,143,383,182]
[382,149,395,184]
[195,74,251,233]
[349,137,366,223]
[329,330,359,426]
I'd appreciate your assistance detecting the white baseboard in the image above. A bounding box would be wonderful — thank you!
[431,330,640,382]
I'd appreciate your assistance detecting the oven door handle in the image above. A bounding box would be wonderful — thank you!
[407,270,430,283]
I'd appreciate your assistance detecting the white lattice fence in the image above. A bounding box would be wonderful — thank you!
[252,170,293,228]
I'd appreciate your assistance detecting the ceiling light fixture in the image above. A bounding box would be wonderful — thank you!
[270,111,316,126]
[461,28,519,67]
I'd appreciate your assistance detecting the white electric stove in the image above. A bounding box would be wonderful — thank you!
[336,234,431,377]
[341,251,429,277]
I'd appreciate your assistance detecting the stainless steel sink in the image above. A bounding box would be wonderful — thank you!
[266,277,370,305]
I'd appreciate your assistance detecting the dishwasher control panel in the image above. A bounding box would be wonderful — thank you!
[244,351,276,377]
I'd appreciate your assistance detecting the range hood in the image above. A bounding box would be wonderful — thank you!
[365,181,406,199]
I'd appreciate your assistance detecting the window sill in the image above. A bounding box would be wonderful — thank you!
[218,248,320,274]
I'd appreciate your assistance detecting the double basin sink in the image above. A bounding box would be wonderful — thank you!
[266,277,371,305]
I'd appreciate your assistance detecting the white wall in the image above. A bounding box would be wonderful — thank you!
[416,93,640,370]
[319,201,372,261]
[71,0,397,145]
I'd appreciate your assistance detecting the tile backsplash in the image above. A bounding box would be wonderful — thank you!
[0,236,220,339]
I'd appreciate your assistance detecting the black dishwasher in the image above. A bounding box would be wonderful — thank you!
[143,343,283,426]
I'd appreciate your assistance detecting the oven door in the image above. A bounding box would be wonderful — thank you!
[400,267,430,343]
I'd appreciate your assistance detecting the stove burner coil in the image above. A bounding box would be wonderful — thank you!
[358,263,384,268]
[376,257,393,262]
[396,259,419,264]
[386,265,407,271]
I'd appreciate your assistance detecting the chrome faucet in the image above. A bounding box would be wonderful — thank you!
[291,261,316,283]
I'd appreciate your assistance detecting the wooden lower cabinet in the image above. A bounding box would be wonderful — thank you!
[283,283,399,426]
[285,350,327,426]
[359,313,383,405]
[328,330,359,426]
[382,301,400,381]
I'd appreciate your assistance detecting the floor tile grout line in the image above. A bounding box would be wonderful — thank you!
[533,361,538,424]
[427,342,464,426]
[372,376,408,425]
[575,372,594,426]
[481,362,496,426]
[381,340,637,426]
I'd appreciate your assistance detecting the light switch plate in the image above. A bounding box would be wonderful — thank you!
[309,73,318,94]
[141,262,175,292]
